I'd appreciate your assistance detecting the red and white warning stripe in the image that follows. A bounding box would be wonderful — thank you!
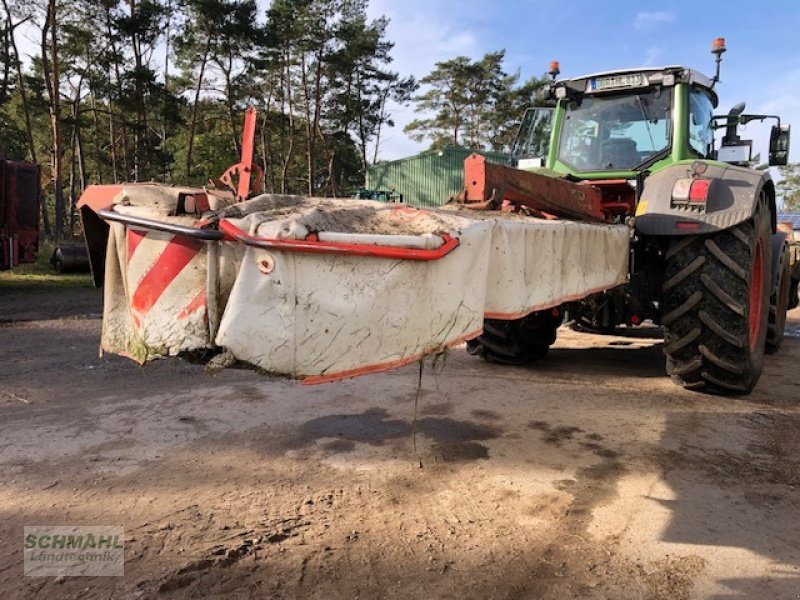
[126,228,208,336]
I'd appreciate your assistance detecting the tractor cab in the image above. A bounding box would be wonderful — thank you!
[513,65,719,179]
[513,43,790,181]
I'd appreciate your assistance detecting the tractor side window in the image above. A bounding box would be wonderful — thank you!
[689,89,714,157]
[512,108,554,160]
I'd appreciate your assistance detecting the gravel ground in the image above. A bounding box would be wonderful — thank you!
[1,284,800,599]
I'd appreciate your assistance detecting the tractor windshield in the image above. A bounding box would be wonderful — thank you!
[558,89,671,171]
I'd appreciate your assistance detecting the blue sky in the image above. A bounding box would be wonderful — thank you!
[368,0,800,162]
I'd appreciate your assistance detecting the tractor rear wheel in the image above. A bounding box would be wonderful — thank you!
[766,242,790,353]
[467,311,560,365]
[661,198,771,395]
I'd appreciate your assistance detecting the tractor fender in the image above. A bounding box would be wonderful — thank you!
[634,162,775,236]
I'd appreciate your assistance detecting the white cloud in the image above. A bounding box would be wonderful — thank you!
[634,11,675,32]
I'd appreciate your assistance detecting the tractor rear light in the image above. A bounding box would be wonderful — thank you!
[671,178,692,203]
[671,178,712,206]
[688,179,711,203]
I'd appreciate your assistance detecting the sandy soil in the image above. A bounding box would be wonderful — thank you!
[1,286,800,599]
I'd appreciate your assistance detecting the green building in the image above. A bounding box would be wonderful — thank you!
[366,145,511,207]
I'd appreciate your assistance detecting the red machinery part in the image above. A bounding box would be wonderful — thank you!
[219,219,459,261]
[219,107,264,201]
[458,154,631,222]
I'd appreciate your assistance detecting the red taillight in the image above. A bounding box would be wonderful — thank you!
[689,179,710,203]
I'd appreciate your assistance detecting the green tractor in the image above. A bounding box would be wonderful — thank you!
[468,39,793,395]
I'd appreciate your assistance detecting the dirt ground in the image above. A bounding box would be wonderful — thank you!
[2,283,800,599]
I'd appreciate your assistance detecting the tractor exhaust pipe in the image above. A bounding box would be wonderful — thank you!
[723,102,746,145]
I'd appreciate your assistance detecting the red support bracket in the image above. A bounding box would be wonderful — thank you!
[457,154,613,222]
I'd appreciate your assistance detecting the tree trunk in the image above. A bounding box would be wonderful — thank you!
[259,113,269,192]
[162,0,172,181]
[222,55,240,158]
[372,88,390,165]
[186,35,212,179]
[260,96,276,193]
[103,13,130,180]
[67,114,77,236]
[129,0,146,181]
[76,108,88,193]
[281,50,295,194]
[42,0,64,241]
[108,109,118,183]
[354,69,368,174]
[311,53,324,195]
[301,53,313,196]
[90,88,103,184]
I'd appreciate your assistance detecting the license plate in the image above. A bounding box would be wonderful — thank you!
[590,73,646,91]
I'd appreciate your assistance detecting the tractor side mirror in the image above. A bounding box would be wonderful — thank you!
[769,124,790,166]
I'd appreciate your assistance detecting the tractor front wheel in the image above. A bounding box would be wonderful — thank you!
[467,311,561,365]
[661,198,771,395]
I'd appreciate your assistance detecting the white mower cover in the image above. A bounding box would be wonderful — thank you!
[97,192,629,382]
[482,218,630,319]
[216,219,492,383]
[214,199,629,383]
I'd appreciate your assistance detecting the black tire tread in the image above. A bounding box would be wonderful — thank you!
[700,273,745,316]
[704,238,747,280]
[663,256,705,291]
[701,370,747,393]
[468,314,559,365]
[662,199,771,395]
[698,310,743,348]
[662,291,702,326]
